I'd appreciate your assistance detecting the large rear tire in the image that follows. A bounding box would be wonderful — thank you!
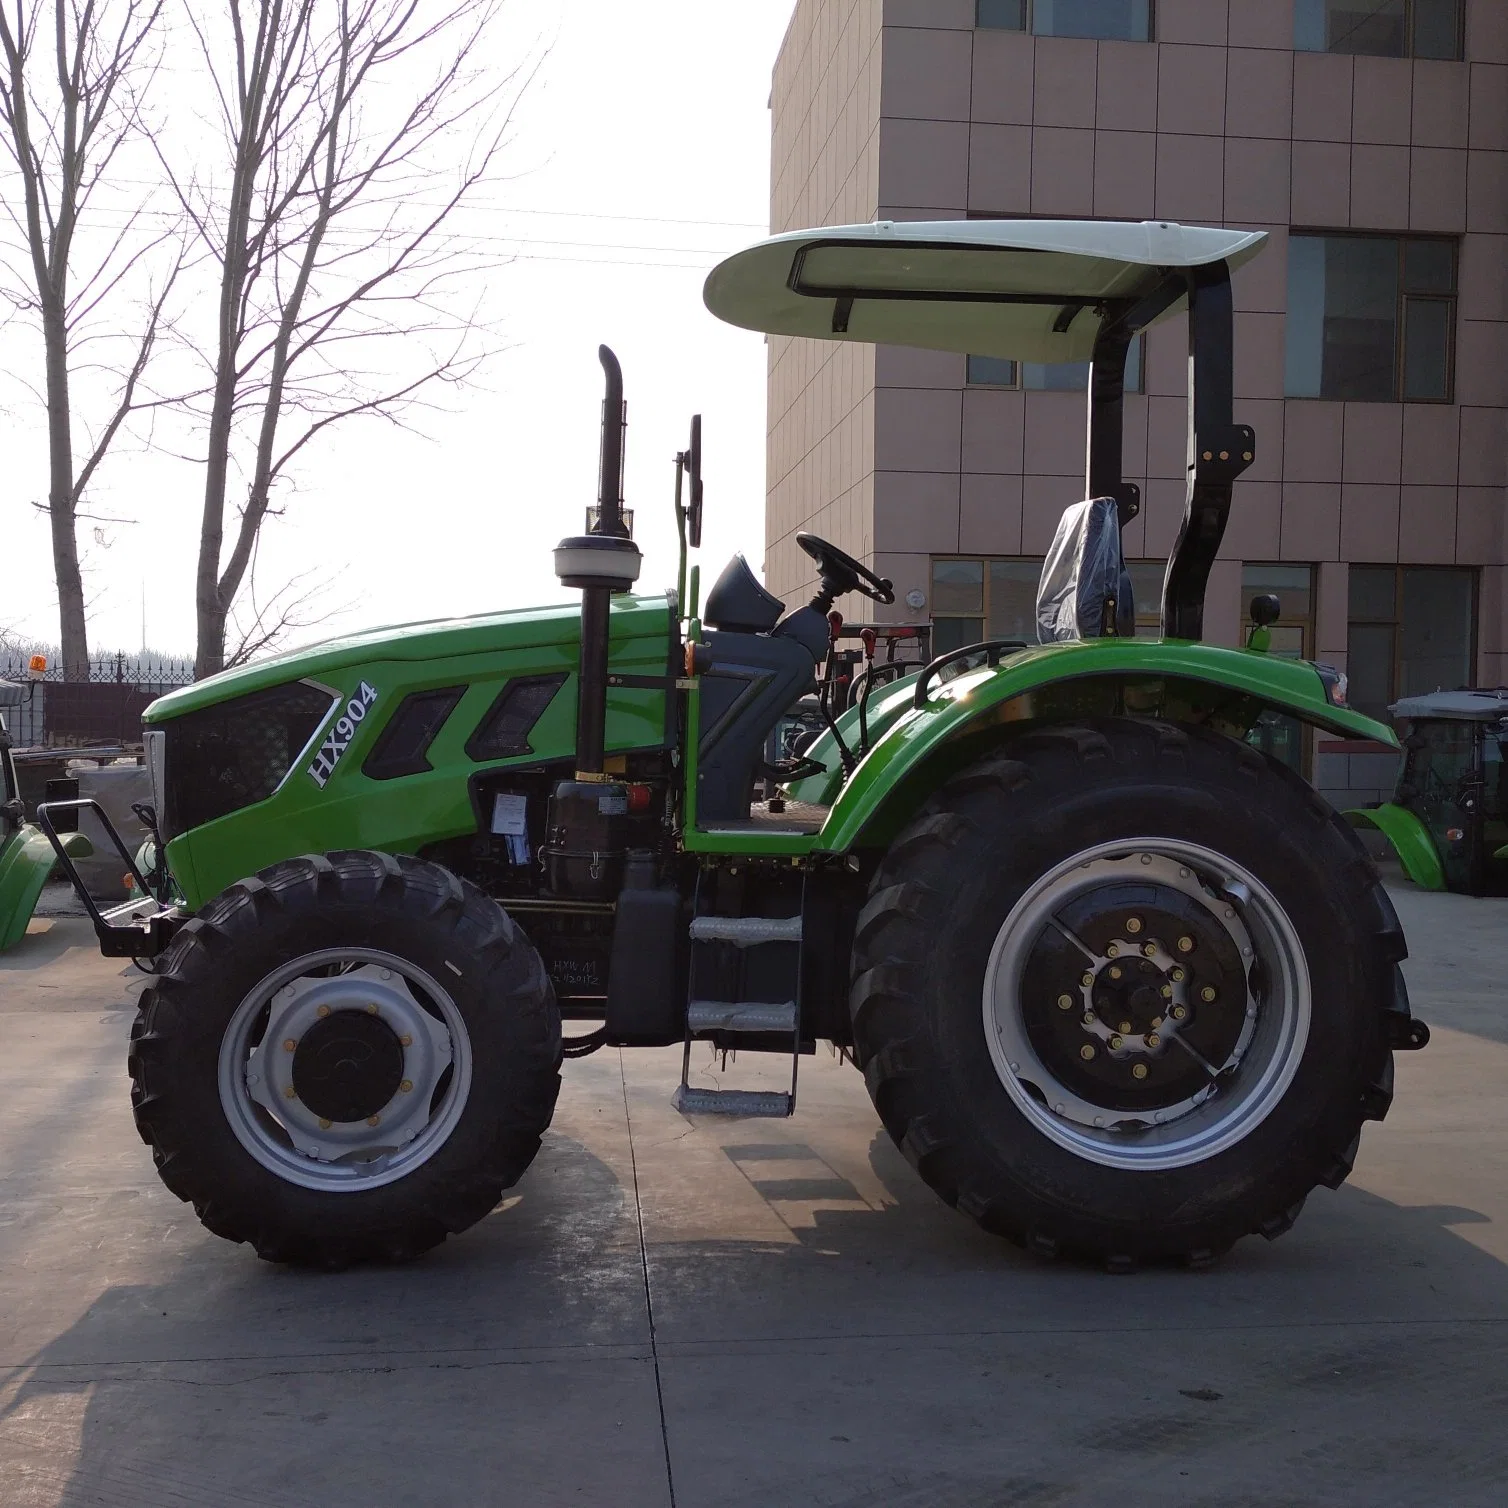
[850,718,1412,1267]
[129,851,561,1266]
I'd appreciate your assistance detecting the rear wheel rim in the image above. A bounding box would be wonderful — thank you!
[982,838,1310,1172]
[217,947,474,1193]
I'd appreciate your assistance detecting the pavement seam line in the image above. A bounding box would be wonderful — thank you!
[620,1046,678,1508]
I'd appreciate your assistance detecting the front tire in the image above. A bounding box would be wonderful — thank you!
[850,719,1410,1267]
[129,851,561,1266]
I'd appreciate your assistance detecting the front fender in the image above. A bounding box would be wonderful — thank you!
[1344,803,1446,891]
[0,824,94,952]
[813,638,1396,854]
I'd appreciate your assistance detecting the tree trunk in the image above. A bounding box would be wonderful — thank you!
[41,298,88,681]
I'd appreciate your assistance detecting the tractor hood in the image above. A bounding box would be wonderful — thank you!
[145,593,673,722]
[705,218,1268,363]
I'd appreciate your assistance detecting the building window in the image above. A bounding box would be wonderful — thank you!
[1243,565,1316,773]
[929,555,1162,653]
[967,334,1144,393]
[1285,234,1457,403]
[1347,566,1476,723]
[976,0,1153,41]
[1294,0,1463,59]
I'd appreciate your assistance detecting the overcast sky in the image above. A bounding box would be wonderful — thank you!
[4,0,794,658]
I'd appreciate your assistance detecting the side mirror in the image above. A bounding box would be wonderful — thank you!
[686,414,703,549]
[1249,594,1281,628]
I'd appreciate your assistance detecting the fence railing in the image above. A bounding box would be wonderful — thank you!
[0,651,195,748]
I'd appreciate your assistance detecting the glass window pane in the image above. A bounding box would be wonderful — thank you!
[931,616,985,655]
[988,561,1042,642]
[1284,234,1326,398]
[1243,564,1314,625]
[1126,561,1166,629]
[1325,0,1406,54]
[1399,568,1474,699]
[1293,0,1327,49]
[1321,235,1400,401]
[1033,0,1151,40]
[1348,621,1397,721]
[1402,297,1452,401]
[1403,238,1456,294]
[1349,565,1397,622]
[1411,0,1462,58]
[966,354,1019,387]
[976,0,1027,27]
[932,559,984,614]
[1023,360,1089,391]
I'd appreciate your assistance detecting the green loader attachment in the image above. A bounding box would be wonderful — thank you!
[41,218,1427,1270]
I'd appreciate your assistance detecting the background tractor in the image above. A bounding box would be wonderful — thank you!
[41,218,1427,1270]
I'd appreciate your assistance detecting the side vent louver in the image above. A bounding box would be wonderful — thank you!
[362,687,466,780]
[465,674,568,762]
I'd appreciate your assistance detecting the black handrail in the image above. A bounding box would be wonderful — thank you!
[913,640,1031,710]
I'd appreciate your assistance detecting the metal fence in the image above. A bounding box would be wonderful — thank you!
[0,651,195,748]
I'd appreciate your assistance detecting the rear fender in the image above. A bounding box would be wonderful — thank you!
[1344,803,1446,891]
[813,639,1397,854]
[0,824,93,952]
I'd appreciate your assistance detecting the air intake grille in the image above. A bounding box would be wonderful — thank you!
[363,687,466,780]
[465,674,567,762]
[161,682,335,839]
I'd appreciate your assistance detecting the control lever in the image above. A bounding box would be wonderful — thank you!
[857,627,877,755]
[819,610,857,777]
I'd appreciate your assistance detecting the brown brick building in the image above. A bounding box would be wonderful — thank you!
[766,0,1506,800]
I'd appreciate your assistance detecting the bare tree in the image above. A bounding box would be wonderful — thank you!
[173,0,515,678]
[0,0,181,681]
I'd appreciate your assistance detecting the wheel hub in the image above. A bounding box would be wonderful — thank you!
[291,1009,406,1124]
[983,843,1310,1170]
[239,961,454,1169]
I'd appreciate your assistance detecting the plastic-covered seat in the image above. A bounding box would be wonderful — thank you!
[1036,497,1135,642]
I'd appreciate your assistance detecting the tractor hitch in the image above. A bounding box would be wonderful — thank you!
[36,798,184,958]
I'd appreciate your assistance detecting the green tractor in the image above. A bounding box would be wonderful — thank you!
[1348,688,1508,896]
[43,219,1428,1269]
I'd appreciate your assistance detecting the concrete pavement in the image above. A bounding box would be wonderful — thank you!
[2,881,1507,1507]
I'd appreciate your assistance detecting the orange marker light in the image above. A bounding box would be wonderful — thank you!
[27,654,46,675]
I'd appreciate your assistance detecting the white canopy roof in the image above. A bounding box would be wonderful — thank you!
[704,219,1267,363]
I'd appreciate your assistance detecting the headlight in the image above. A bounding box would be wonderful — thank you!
[1314,664,1348,708]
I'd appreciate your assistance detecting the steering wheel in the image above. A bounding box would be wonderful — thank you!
[797,530,895,606]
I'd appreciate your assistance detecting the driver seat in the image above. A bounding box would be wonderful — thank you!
[697,555,823,823]
[1036,496,1135,642]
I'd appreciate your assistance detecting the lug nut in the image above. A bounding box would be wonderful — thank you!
[367,1115,381,1127]
[319,1118,332,1129]
[399,1034,413,1047]
[1200,985,1217,1003]
[1109,965,1123,980]
[366,1004,379,1015]
[1106,943,1120,958]
[400,1079,413,1093]
[1141,943,1157,958]
[1177,936,1195,953]
[1119,1020,1133,1034]
[1151,1015,1164,1029]
[283,1038,297,1052]
[1109,1035,1124,1050]
[1161,984,1173,999]
[1147,1033,1161,1049]
[1080,1044,1096,1061]
[1083,1013,1097,1027]
[1171,967,1187,983]
[283,1085,297,1100]
[1082,972,1094,987]
[1125,917,1143,934]
[316,1005,330,1018]
[1057,994,1074,1011]
[1132,1063,1150,1080]
[1171,1005,1188,1021]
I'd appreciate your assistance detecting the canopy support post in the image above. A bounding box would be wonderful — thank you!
[1161,261,1255,642]
[1087,311,1140,529]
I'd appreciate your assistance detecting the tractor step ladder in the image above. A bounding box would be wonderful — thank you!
[673,905,804,1118]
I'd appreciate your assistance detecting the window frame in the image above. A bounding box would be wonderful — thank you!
[1293,0,1464,61]
[1285,230,1459,405]
[975,0,1155,42]
[1346,565,1478,721]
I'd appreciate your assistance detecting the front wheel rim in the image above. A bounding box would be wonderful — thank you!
[982,839,1311,1172]
[217,947,474,1193]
